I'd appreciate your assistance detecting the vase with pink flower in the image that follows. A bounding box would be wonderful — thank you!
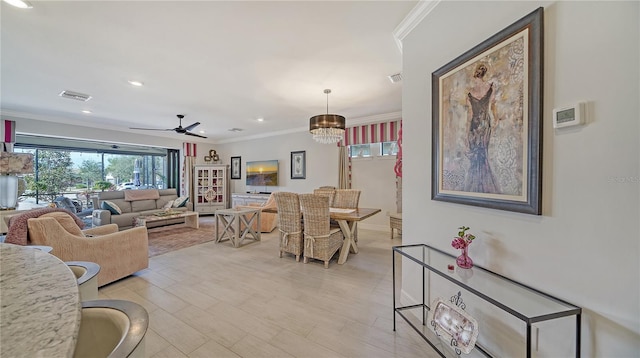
[451,226,475,269]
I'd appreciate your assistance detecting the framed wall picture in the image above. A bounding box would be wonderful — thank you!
[230,156,241,180]
[290,151,306,179]
[431,7,543,215]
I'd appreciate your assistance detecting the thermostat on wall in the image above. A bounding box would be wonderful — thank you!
[553,102,585,128]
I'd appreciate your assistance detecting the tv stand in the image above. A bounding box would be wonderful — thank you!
[231,193,270,208]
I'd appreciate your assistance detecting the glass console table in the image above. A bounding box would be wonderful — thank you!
[393,244,581,358]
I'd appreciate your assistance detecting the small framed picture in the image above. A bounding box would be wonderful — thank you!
[230,156,241,180]
[290,151,306,179]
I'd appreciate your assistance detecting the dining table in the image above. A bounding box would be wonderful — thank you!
[264,206,381,264]
[0,243,81,357]
[329,207,381,264]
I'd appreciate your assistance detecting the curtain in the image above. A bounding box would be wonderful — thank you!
[181,143,197,201]
[339,120,401,146]
[338,146,351,189]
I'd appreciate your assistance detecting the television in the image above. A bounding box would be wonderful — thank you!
[246,160,278,186]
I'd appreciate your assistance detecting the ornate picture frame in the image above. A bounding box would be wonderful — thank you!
[290,151,306,179]
[431,7,543,215]
[230,156,241,180]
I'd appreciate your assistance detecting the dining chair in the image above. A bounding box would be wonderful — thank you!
[273,192,304,262]
[313,188,336,207]
[299,194,344,268]
[332,189,360,209]
[332,189,361,241]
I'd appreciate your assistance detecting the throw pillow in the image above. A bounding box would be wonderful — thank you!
[163,201,173,209]
[40,212,84,236]
[173,196,189,208]
[101,200,122,215]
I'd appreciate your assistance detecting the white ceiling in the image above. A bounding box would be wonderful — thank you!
[1,1,418,143]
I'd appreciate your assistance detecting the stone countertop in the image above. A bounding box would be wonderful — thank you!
[0,243,80,357]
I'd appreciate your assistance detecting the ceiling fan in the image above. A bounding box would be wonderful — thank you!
[130,114,207,138]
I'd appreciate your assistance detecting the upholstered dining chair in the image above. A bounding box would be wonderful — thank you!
[273,192,304,262]
[332,189,361,241]
[313,188,336,207]
[299,194,344,268]
[332,189,361,209]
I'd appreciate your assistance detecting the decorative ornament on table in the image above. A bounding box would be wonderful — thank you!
[451,226,475,269]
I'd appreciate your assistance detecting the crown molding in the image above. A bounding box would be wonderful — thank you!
[393,0,441,53]
[4,108,402,145]
[216,111,403,144]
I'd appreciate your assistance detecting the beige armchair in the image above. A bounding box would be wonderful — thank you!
[237,193,278,233]
[26,212,149,287]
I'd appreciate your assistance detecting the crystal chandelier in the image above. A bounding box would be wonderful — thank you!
[309,89,345,144]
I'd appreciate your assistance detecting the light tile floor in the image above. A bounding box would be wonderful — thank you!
[99,225,439,357]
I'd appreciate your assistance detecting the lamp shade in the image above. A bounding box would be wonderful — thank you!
[309,114,346,144]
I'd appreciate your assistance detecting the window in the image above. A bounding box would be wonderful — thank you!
[382,141,398,156]
[350,144,372,158]
[349,141,398,158]
[15,135,171,204]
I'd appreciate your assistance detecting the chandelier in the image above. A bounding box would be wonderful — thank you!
[309,89,345,144]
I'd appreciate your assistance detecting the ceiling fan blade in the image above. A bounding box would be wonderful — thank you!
[185,131,207,139]
[129,127,173,131]
[183,122,200,131]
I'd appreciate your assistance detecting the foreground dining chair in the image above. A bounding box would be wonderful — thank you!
[273,192,304,262]
[299,194,344,268]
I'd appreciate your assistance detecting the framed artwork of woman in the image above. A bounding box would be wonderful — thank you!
[431,7,543,215]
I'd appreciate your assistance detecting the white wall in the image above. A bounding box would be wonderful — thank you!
[402,1,639,356]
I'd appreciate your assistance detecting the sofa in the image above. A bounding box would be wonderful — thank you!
[26,211,149,287]
[92,189,192,230]
[236,193,278,233]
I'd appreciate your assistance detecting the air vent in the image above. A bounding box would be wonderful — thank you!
[228,128,243,132]
[59,90,92,102]
[388,73,403,83]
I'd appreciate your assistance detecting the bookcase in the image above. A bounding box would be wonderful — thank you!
[193,165,229,214]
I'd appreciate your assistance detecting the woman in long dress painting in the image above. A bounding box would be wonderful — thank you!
[464,63,500,194]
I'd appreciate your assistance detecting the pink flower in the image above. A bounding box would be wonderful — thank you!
[451,226,476,250]
[451,237,467,249]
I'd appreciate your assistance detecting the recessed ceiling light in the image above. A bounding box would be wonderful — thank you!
[199,130,205,134]
[3,0,33,9]
[81,110,92,114]
[256,118,264,122]
[127,80,144,87]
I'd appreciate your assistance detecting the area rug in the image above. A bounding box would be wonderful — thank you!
[147,216,216,257]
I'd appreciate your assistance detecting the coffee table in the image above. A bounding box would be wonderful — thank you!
[134,211,199,229]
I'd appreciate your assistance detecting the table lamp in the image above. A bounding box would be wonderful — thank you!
[0,151,34,210]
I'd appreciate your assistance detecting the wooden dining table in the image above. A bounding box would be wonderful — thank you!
[264,206,381,264]
[329,207,381,264]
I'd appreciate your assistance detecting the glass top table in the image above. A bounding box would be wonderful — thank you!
[393,244,581,357]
